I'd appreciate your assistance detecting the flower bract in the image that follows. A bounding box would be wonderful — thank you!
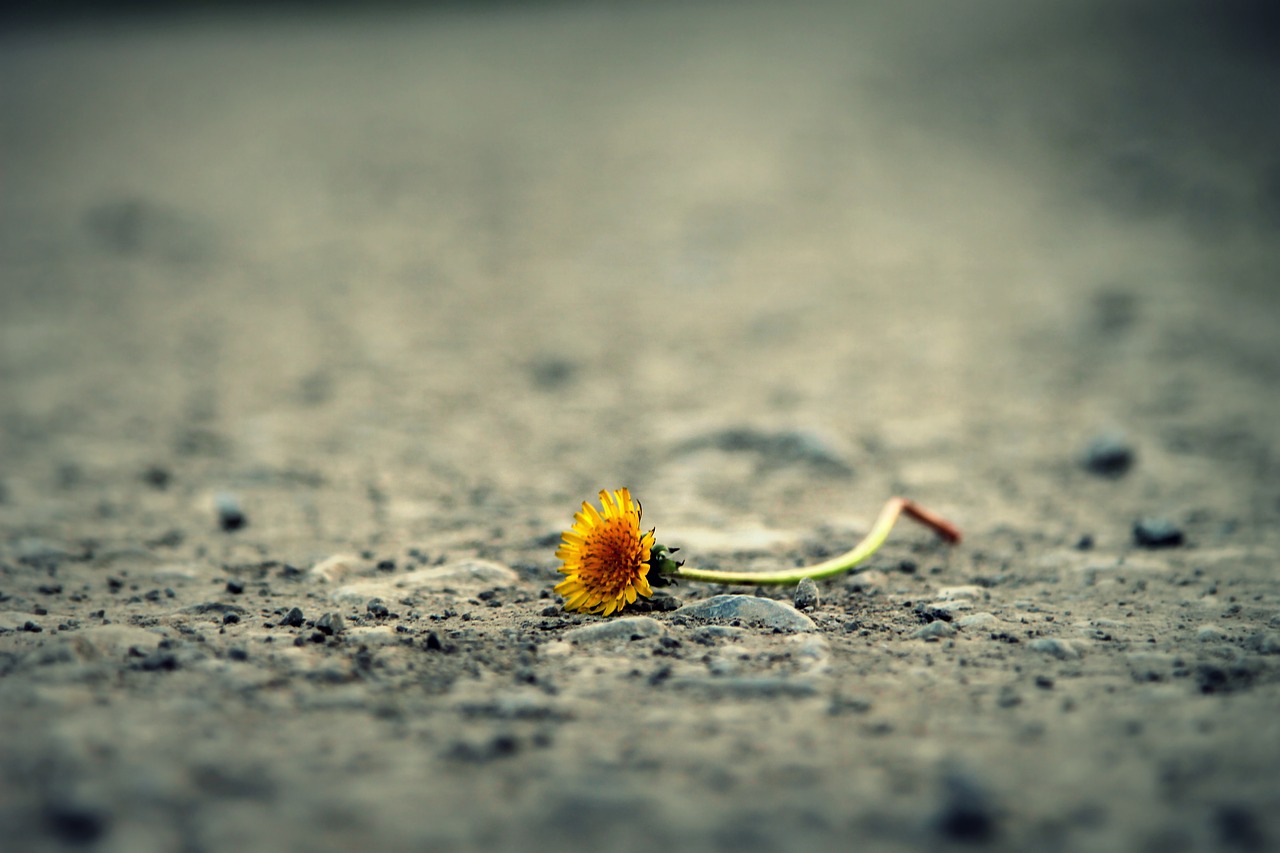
[554,487,655,616]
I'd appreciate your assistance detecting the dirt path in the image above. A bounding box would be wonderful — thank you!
[2,3,1278,851]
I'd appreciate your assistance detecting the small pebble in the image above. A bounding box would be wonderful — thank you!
[1196,624,1228,642]
[43,800,108,844]
[934,769,998,842]
[529,355,576,390]
[675,595,816,632]
[1028,638,1082,660]
[912,621,957,640]
[1133,518,1183,548]
[215,492,247,531]
[793,578,820,611]
[280,607,305,628]
[142,465,171,489]
[957,612,996,630]
[225,579,245,595]
[315,612,345,636]
[366,598,390,618]
[1215,804,1266,850]
[565,616,667,644]
[1082,432,1135,477]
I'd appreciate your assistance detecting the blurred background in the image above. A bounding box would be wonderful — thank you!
[2,0,1278,553]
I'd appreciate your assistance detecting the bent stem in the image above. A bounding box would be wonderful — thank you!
[670,497,962,586]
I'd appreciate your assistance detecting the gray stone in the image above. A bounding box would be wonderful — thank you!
[1028,638,1083,660]
[912,621,957,640]
[1082,431,1135,477]
[215,491,246,531]
[792,578,820,611]
[934,768,998,842]
[675,595,816,632]
[1133,517,1183,548]
[315,612,345,635]
[564,616,666,644]
[957,612,997,629]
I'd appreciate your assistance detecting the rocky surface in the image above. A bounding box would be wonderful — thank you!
[2,2,1279,852]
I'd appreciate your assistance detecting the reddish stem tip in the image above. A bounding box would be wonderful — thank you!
[899,499,964,545]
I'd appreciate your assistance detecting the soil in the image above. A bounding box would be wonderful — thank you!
[2,2,1279,851]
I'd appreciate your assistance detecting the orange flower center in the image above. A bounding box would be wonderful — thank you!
[580,517,646,596]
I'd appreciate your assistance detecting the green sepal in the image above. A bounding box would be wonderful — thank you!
[647,543,683,587]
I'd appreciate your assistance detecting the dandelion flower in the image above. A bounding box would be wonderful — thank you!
[555,487,655,616]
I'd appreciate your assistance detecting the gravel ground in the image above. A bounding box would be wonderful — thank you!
[2,2,1279,851]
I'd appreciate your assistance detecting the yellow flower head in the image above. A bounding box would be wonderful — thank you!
[554,487,655,616]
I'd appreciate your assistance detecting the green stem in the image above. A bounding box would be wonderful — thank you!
[671,497,961,586]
